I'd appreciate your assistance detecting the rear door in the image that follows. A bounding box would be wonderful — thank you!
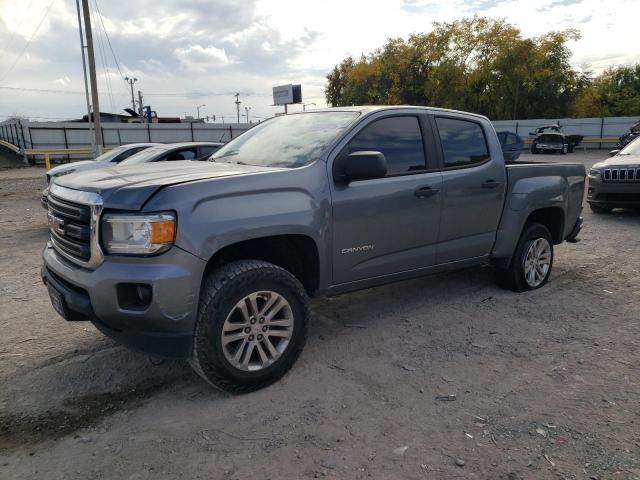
[433,115,506,263]
[330,112,443,284]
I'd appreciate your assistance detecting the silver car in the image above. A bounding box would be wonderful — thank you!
[42,143,159,209]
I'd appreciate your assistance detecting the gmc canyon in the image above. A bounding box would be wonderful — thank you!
[42,106,586,392]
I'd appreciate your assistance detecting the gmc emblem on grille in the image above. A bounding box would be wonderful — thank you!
[47,211,65,235]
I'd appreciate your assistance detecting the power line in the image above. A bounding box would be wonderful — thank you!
[2,0,35,55]
[90,1,115,112]
[0,85,271,98]
[93,0,127,85]
[0,0,58,82]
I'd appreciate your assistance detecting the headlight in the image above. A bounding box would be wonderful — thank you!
[53,169,75,178]
[101,212,176,255]
[588,168,601,177]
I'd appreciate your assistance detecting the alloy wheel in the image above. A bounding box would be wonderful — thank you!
[523,238,552,287]
[221,291,294,371]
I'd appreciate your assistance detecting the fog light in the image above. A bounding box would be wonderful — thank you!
[117,283,152,310]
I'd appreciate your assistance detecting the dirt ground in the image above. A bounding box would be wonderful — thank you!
[1,151,639,480]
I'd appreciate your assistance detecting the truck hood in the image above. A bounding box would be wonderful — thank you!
[54,160,281,210]
[48,160,95,177]
[594,154,640,168]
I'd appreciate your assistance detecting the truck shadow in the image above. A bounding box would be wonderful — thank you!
[0,264,502,449]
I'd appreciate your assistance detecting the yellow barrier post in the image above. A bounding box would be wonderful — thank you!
[44,153,51,170]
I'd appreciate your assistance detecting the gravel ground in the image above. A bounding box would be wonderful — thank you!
[1,151,639,480]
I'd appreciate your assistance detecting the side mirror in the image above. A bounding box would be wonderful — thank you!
[529,132,536,136]
[334,151,387,183]
[609,149,620,157]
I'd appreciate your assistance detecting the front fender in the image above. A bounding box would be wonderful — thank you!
[142,162,332,287]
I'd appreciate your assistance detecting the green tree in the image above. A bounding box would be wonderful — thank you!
[324,16,585,120]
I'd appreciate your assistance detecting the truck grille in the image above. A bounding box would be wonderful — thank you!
[603,167,640,182]
[47,194,92,261]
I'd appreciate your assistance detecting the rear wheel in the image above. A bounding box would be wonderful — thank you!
[496,223,554,292]
[561,144,568,154]
[589,204,612,214]
[190,260,309,393]
[531,144,539,154]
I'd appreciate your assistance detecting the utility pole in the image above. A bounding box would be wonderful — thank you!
[81,0,103,154]
[137,90,144,120]
[234,93,241,124]
[125,76,137,112]
[74,0,94,154]
[196,104,205,120]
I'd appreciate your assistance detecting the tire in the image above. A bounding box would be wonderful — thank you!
[568,144,575,153]
[496,223,554,292]
[589,203,612,214]
[561,144,568,155]
[531,145,538,154]
[190,260,309,393]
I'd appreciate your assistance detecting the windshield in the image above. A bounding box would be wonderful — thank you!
[210,111,360,168]
[619,136,640,155]
[94,145,128,162]
[119,146,167,165]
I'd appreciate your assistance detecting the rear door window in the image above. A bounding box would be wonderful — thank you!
[435,117,490,168]
[345,116,426,176]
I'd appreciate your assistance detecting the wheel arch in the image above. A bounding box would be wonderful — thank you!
[525,207,565,244]
[202,234,321,296]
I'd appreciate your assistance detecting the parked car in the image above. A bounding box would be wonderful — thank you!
[118,142,223,165]
[530,125,583,154]
[497,131,524,161]
[616,121,640,149]
[587,136,640,213]
[41,106,585,392]
[42,143,159,209]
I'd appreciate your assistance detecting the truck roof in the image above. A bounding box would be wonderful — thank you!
[306,105,490,121]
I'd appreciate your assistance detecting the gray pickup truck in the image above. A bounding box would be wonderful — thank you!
[42,106,585,392]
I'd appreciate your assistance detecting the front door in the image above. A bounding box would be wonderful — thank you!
[330,114,443,285]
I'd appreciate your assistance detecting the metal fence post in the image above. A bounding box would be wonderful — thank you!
[18,121,28,164]
[515,122,519,135]
[599,118,604,150]
[117,128,122,145]
[229,125,233,140]
[63,126,70,162]
[147,122,151,142]
[190,121,194,141]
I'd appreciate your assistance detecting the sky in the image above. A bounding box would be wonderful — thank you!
[0,0,637,122]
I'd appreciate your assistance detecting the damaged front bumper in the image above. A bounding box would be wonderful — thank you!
[41,242,206,358]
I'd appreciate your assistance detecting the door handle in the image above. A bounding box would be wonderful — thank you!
[414,186,440,198]
[482,180,502,189]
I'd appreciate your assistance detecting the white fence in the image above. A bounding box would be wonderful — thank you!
[1,115,639,164]
[0,120,254,162]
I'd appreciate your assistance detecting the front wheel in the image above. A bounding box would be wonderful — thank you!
[190,260,309,393]
[496,223,554,292]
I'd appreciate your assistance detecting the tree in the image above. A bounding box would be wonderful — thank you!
[324,16,585,120]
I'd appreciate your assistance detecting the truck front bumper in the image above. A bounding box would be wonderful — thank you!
[587,175,640,209]
[41,243,207,358]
